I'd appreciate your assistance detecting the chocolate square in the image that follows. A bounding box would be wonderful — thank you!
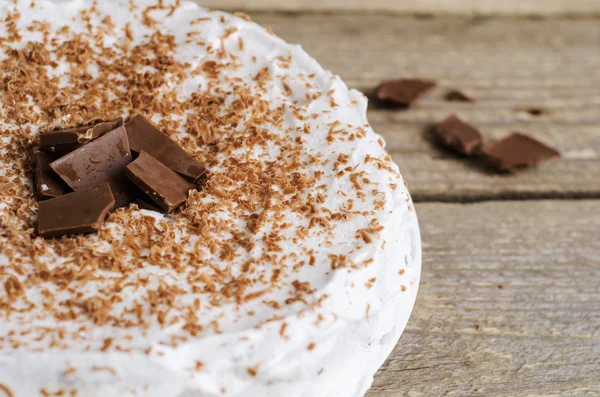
[483,132,561,172]
[433,115,483,156]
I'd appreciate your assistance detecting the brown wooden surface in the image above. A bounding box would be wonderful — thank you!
[251,14,600,201]
[204,0,600,16]
[367,200,600,396]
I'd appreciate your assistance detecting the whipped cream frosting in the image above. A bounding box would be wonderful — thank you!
[0,1,421,396]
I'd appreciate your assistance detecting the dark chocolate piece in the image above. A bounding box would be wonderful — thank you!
[482,132,561,172]
[134,199,163,213]
[40,118,123,155]
[433,115,483,156]
[50,126,132,208]
[129,184,165,213]
[125,151,195,213]
[37,182,115,238]
[445,89,474,102]
[375,79,436,107]
[125,115,207,182]
[50,125,133,207]
[34,152,66,199]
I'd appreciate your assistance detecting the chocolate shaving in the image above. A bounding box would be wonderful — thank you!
[40,118,123,155]
[375,78,436,107]
[37,182,115,238]
[125,151,196,213]
[445,89,474,103]
[482,132,561,172]
[50,125,133,207]
[125,115,207,182]
[433,115,483,156]
[34,152,66,199]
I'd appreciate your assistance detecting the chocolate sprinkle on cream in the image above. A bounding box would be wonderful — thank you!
[50,125,133,207]
[125,151,196,213]
[33,151,65,200]
[483,132,561,172]
[37,182,115,238]
[433,115,483,156]
[40,118,123,155]
[375,78,436,107]
[125,115,207,182]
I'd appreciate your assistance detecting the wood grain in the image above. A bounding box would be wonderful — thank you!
[202,0,600,16]
[366,200,600,396]
[248,14,600,201]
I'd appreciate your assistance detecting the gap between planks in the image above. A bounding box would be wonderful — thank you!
[411,192,600,203]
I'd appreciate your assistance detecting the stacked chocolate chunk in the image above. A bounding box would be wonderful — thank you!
[34,115,207,238]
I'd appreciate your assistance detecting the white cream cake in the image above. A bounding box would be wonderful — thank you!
[0,1,421,396]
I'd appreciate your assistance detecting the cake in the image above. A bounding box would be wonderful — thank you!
[0,1,421,396]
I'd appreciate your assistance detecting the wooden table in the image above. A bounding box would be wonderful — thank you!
[245,13,600,396]
[208,0,600,16]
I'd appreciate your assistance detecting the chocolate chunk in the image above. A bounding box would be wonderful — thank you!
[445,89,474,103]
[50,125,133,207]
[134,199,163,213]
[129,184,165,213]
[34,152,66,200]
[482,132,561,172]
[37,182,115,238]
[433,115,483,156]
[125,151,196,213]
[40,118,123,155]
[125,115,207,182]
[375,78,436,107]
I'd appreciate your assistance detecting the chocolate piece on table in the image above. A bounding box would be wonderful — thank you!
[50,125,133,207]
[125,115,207,183]
[40,118,123,155]
[445,89,474,102]
[375,78,437,107]
[482,132,561,172]
[125,151,196,213]
[34,152,66,200]
[433,115,483,156]
[37,182,115,238]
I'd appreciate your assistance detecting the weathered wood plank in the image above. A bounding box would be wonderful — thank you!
[367,200,600,396]
[202,0,600,16]
[248,14,600,200]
